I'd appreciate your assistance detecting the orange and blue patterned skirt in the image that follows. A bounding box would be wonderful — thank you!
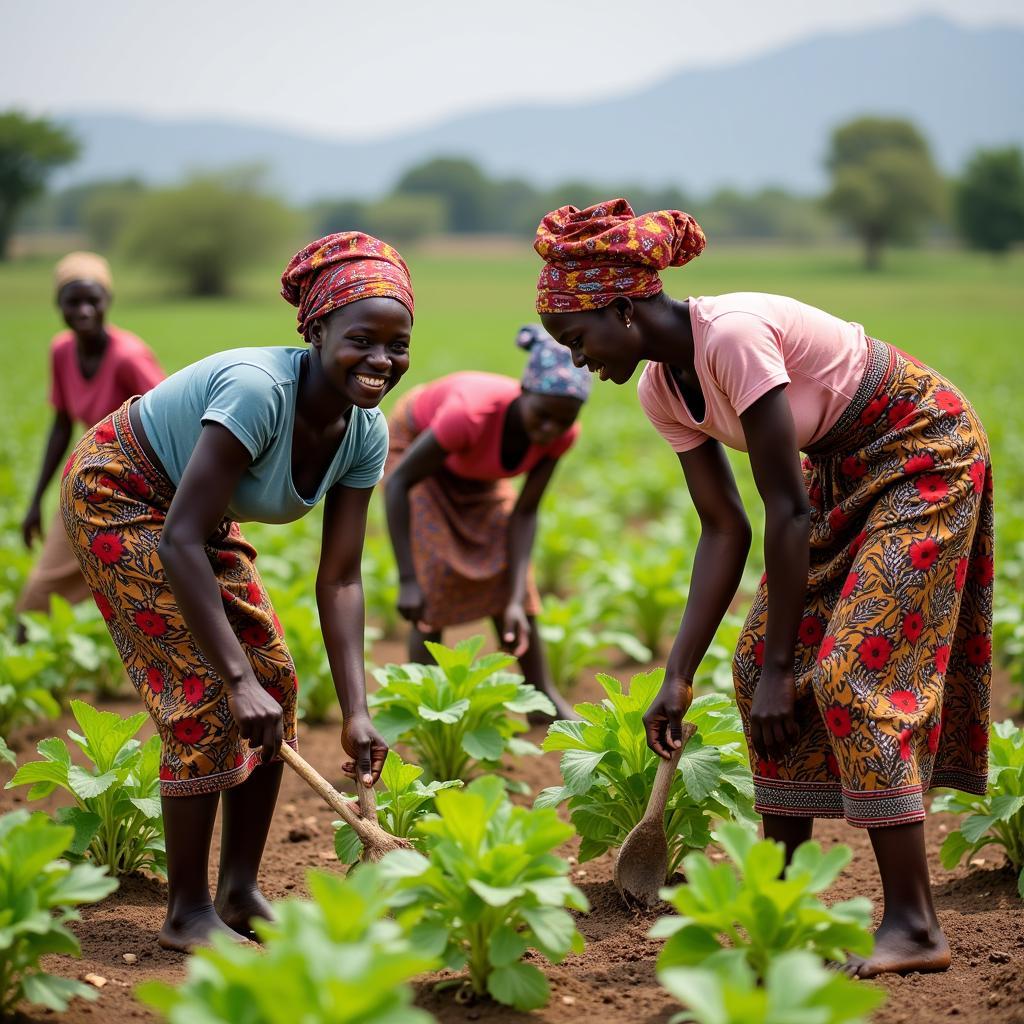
[734,339,993,828]
[59,400,298,797]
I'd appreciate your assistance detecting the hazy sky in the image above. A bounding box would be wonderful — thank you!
[4,0,1022,139]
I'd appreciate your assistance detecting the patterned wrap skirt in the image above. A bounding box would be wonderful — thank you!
[386,390,541,629]
[733,339,993,828]
[59,400,299,797]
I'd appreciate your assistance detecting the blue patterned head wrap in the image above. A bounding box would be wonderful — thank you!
[516,324,591,402]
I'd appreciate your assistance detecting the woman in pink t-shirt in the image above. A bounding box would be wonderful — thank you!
[385,326,590,720]
[16,252,164,627]
[534,200,993,978]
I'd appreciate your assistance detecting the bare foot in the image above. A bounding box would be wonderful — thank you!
[842,917,951,978]
[158,904,243,953]
[215,885,275,941]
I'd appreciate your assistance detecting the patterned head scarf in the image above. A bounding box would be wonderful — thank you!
[281,232,414,337]
[533,198,705,314]
[517,324,591,402]
[54,251,113,295]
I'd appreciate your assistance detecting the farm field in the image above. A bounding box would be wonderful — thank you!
[1,244,1023,1023]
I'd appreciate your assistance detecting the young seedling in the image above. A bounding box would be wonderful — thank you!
[932,719,1024,898]
[536,672,755,877]
[381,775,588,1012]
[333,749,461,864]
[658,949,886,1024]
[6,700,165,877]
[0,809,118,1017]
[651,822,873,976]
[138,863,436,1024]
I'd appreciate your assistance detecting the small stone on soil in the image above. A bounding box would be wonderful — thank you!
[989,951,1010,963]
[121,953,137,964]
[562,995,576,1005]
[83,974,107,988]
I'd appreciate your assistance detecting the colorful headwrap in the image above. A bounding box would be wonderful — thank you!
[517,324,591,402]
[54,251,113,295]
[281,232,414,337]
[533,198,705,314]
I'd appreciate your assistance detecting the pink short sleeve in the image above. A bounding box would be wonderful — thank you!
[703,311,791,414]
[428,394,487,453]
[637,363,709,453]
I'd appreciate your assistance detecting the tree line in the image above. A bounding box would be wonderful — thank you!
[1,110,1022,292]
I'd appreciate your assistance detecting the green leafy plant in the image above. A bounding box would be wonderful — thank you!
[933,719,1024,898]
[368,636,553,782]
[138,863,436,1024]
[538,593,652,692]
[276,588,379,724]
[536,672,755,875]
[382,775,587,1011]
[20,594,125,699]
[6,699,166,877]
[0,735,15,767]
[651,823,873,975]
[0,633,59,734]
[595,548,691,657]
[658,949,885,1024]
[0,809,118,1016]
[334,749,462,863]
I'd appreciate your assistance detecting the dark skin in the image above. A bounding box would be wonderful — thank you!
[128,296,409,950]
[542,293,951,978]
[22,280,111,550]
[384,388,581,721]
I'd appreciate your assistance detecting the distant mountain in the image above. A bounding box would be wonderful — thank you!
[53,15,1024,201]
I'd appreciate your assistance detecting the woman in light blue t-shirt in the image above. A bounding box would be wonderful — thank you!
[60,233,414,951]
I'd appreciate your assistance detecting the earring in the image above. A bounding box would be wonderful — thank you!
[625,316,632,329]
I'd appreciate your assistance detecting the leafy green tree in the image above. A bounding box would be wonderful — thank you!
[0,111,79,260]
[824,117,945,270]
[955,147,1024,255]
[395,156,490,232]
[121,167,297,295]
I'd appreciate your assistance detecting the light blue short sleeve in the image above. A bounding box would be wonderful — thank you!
[200,362,283,460]
[337,410,389,489]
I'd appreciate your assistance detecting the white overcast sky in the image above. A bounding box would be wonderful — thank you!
[3,0,1022,139]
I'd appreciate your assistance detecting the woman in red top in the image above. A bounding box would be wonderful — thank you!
[17,252,164,629]
[533,200,992,978]
[385,326,590,720]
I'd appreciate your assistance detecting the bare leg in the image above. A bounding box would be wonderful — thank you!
[492,615,576,722]
[408,624,442,664]
[844,821,950,977]
[159,791,239,952]
[214,762,283,939]
[762,813,814,862]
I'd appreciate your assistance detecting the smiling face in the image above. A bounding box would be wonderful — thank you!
[308,297,412,408]
[539,304,641,385]
[58,280,109,340]
[519,391,583,446]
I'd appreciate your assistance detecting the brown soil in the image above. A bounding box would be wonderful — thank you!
[2,639,1022,1024]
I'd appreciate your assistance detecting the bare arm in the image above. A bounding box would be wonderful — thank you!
[644,439,753,758]
[158,423,284,762]
[502,456,560,656]
[383,428,449,623]
[22,411,73,547]
[317,482,388,785]
[739,385,810,760]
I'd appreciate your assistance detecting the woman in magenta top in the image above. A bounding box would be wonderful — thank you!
[534,199,992,978]
[17,251,164,626]
[385,326,590,720]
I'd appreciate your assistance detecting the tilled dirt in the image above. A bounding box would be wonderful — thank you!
[2,640,1022,1024]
